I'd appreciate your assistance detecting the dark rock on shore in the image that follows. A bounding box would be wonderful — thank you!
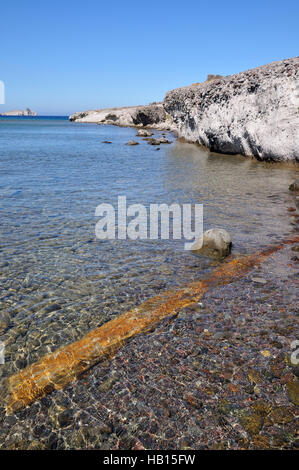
[69,112,88,121]
[131,104,166,126]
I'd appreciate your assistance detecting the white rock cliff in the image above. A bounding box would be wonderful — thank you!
[164,57,299,162]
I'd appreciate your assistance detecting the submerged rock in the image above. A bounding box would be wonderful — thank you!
[252,277,267,285]
[136,129,153,137]
[58,410,73,428]
[147,138,161,146]
[286,380,299,405]
[191,228,232,258]
[248,369,264,384]
[147,137,171,146]
[289,179,299,191]
[158,137,171,144]
[266,406,294,425]
[126,140,139,146]
[239,412,263,436]
[0,312,10,335]
[251,400,272,417]
[48,404,73,429]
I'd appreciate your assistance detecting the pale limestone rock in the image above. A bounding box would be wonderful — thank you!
[136,129,153,137]
[164,57,299,162]
[69,103,175,131]
[191,228,232,258]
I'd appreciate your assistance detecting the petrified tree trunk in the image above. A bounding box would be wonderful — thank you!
[3,236,298,413]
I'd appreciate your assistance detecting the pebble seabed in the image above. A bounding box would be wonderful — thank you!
[0,238,298,450]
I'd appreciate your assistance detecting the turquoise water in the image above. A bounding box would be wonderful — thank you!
[0,117,297,378]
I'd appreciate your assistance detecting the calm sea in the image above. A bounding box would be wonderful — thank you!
[0,116,296,377]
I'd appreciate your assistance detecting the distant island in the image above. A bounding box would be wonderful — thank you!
[0,108,37,116]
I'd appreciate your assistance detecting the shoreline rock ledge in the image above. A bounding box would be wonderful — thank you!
[69,103,174,131]
[164,57,299,162]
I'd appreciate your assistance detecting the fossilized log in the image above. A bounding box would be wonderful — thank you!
[2,236,298,413]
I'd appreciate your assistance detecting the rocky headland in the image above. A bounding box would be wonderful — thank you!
[164,57,299,162]
[69,103,173,131]
[70,57,299,162]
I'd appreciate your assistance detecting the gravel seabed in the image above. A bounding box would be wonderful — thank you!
[0,240,298,450]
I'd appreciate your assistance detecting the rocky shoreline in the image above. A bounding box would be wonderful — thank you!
[0,59,297,451]
[69,57,299,163]
[69,103,175,131]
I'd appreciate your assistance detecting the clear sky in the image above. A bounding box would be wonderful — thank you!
[1,0,298,115]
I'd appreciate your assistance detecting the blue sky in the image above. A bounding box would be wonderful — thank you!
[1,0,298,115]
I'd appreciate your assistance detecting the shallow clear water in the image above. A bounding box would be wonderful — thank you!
[0,117,297,378]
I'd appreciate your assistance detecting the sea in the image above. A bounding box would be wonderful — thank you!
[0,115,297,378]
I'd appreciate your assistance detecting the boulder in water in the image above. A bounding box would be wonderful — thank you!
[191,228,232,258]
[136,129,153,137]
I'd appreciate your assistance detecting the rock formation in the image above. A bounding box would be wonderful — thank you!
[136,129,153,137]
[164,57,299,162]
[69,57,299,162]
[69,103,174,130]
[191,228,232,258]
[1,108,37,116]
